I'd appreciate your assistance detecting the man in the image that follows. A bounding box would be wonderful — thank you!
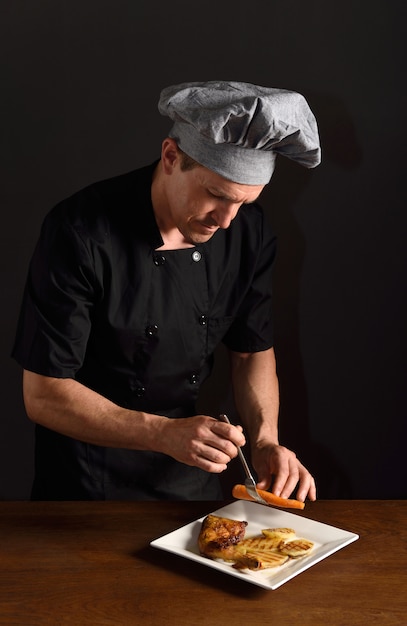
[12,81,320,501]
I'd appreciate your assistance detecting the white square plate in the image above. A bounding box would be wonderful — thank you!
[150,500,359,589]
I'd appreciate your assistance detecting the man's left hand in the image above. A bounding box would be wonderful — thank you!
[253,443,316,503]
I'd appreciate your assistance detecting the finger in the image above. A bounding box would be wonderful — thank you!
[296,472,317,502]
[200,433,243,462]
[203,444,233,466]
[265,456,293,497]
[256,476,272,491]
[274,466,300,499]
[196,457,228,473]
[187,443,229,473]
[271,453,305,498]
[191,435,236,467]
[211,421,246,447]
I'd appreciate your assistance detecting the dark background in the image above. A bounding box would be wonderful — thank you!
[2,1,406,500]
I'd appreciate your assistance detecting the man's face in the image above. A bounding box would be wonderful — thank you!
[159,140,265,246]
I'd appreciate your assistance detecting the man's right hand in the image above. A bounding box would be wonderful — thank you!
[158,414,246,473]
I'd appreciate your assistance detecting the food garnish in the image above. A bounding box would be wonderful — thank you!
[232,484,305,510]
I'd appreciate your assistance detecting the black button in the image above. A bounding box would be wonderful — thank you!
[145,324,158,337]
[198,315,207,326]
[189,373,199,384]
[153,254,166,266]
[135,386,146,397]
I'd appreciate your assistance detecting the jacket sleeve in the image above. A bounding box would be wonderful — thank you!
[12,203,100,378]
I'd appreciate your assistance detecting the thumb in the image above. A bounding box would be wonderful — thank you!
[256,475,271,491]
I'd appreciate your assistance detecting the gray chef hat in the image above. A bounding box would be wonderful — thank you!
[158,80,321,185]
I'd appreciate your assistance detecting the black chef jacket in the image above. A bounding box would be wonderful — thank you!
[12,161,277,500]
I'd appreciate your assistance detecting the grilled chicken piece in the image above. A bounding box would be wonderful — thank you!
[198,514,248,561]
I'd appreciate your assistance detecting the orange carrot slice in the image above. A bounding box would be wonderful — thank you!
[232,484,305,510]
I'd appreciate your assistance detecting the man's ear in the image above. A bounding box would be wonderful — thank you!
[161,137,179,174]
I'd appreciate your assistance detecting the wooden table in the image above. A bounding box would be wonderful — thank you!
[0,500,405,625]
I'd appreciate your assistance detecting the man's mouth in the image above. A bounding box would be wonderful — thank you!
[198,220,218,232]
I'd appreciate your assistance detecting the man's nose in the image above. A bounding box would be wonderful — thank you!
[213,204,240,229]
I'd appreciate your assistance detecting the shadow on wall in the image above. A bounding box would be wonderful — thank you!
[311,91,364,170]
[267,90,362,499]
[197,344,353,500]
[198,91,362,499]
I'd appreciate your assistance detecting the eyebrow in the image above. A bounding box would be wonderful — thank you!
[209,187,246,203]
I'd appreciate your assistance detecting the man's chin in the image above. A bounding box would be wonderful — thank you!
[185,228,218,245]
[190,234,216,245]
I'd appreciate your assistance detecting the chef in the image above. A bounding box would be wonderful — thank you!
[12,81,320,501]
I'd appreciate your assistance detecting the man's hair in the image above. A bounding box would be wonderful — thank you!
[178,148,201,172]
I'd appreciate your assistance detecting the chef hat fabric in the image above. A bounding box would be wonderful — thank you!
[158,80,321,185]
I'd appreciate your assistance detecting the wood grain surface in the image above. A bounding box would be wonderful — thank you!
[0,500,406,625]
